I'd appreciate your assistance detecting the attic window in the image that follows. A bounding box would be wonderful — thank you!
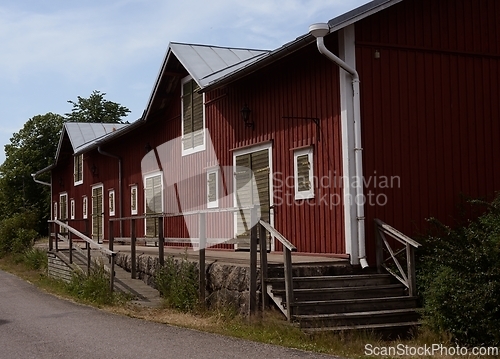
[181,76,205,155]
[74,154,83,185]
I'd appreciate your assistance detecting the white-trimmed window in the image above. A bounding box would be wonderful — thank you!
[59,193,68,221]
[109,190,115,216]
[207,169,219,208]
[53,202,58,220]
[74,154,83,185]
[144,173,163,237]
[130,185,138,215]
[70,199,75,219]
[294,147,314,199]
[82,196,88,219]
[181,76,205,155]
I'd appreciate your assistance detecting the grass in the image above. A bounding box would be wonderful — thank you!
[1,252,498,358]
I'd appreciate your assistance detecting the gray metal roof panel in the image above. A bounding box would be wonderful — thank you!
[64,123,129,153]
[170,43,270,87]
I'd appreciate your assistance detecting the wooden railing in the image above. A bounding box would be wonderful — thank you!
[108,206,296,319]
[256,215,297,321]
[374,218,421,296]
[48,219,117,291]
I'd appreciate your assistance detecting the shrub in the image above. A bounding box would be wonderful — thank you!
[417,194,500,346]
[0,211,39,256]
[22,248,48,270]
[155,255,198,312]
[65,261,115,305]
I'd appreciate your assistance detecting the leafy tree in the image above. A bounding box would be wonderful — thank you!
[65,90,130,123]
[0,113,64,236]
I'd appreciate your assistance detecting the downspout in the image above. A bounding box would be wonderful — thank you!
[309,23,368,268]
[31,173,51,187]
[98,146,123,237]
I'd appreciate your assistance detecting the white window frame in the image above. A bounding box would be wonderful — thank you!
[130,185,138,215]
[144,172,164,237]
[109,190,115,216]
[206,168,219,209]
[294,147,314,200]
[74,154,83,186]
[59,193,68,221]
[82,196,88,219]
[53,202,58,220]
[181,75,206,156]
[70,199,75,219]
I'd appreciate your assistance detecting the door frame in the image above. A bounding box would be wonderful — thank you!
[232,142,275,251]
[91,183,104,243]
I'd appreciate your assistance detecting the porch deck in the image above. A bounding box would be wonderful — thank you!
[110,243,349,267]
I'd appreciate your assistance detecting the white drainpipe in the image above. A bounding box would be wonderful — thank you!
[309,23,368,268]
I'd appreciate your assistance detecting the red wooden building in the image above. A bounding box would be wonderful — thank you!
[34,0,500,266]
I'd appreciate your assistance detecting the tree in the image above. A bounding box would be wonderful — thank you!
[65,90,130,123]
[0,113,64,234]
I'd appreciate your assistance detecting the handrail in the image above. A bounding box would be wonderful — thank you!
[259,219,296,252]
[374,218,421,296]
[49,219,116,256]
[374,219,421,248]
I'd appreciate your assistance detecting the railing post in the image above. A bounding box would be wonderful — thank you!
[259,222,269,311]
[283,247,294,321]
[109,220,114,254]
[158,216,165,267]
[249,206,258,317]
[68,230,73,264]
[55,228,59,252]
[406,243,417,296]
[130,218,137,279]
[199,213,206,305]
[48,222,53,252]
[375,222,383,274]
[110,254,115,293]
[87,242,91,276]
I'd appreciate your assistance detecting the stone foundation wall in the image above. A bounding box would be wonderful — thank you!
[114,253,260,314]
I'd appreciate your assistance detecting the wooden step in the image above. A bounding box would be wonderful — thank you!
[267,273,393,290]
[294,308,420,328]
[272,284,406,301]
[302,321,421,336]
[292,296,418,315]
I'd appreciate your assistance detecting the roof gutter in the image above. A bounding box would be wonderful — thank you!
[309,23,368,269]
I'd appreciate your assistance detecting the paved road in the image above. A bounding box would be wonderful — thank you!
[0,270,336,359]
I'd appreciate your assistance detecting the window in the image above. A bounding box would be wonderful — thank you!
[294,147,314,199]
[144,174,163,237]
[59,193,68,221]
[53,202,58,220]
[74,154,83,185]
[207,169,219,208]
[130,185,138,215]
[59,193,68,233]
[82,196,88,219]
[181,76,205,155]
[109,190,115,216]
[70,199,75,219]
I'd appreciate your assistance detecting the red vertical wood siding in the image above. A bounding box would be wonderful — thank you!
[356,0,500,260]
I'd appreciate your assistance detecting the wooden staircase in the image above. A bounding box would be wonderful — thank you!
[266,265,419,335]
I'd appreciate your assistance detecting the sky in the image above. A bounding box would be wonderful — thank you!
[0,0,370,165]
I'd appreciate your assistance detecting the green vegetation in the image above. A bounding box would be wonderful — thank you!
[155,255,198,312]
[417,194,500,347]
[65,90,130,124]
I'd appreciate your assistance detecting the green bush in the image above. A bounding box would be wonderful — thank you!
[417,194,500,346]
[0,211,39,256]
[65,261,115,305]
[21,248,48,270]
[155,255,198,312]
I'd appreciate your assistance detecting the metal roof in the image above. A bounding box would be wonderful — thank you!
[202,0,403,92]
[65,122,129,153]
[169,42,269,88]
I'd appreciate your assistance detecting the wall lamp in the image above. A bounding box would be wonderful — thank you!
[241,104,254,130]
[145,143,152,153]
[91,164,98,176]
